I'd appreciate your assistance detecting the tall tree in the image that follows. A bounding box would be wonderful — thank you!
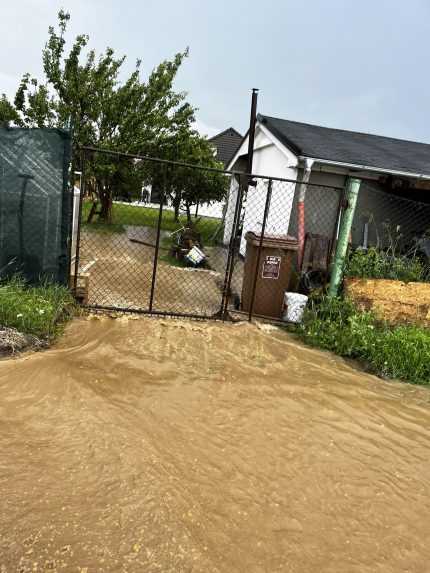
[0,95,22,127]
[165,134,229,222]
[0,10,226,222]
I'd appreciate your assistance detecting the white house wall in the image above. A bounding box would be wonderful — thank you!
[239,144,298,254]
[252,133,297,179]
[223,124,299,254]
[223,176,240,245]
[253,129,272,152]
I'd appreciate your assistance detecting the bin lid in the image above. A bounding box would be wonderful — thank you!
[245,231,299,250]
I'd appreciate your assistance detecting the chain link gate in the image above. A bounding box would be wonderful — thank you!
[72,147,344,320]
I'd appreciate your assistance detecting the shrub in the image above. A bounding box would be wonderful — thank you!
[300,296,378,358]
[0,277,75,339]
[345,247,428,283]
[298,295,430,386]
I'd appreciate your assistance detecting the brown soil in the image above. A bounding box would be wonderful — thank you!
[1,316,430,572]
[345,277,430,326]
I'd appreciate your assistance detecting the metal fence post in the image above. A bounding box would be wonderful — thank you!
[248,179,273,321]
[328,177,361,297]
[325,185,347,283]
[148,164,166,312]
[73,149,86,295]
[219,175,245,319]
[64,128,75,287]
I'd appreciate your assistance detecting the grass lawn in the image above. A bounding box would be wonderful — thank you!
[81,201,222,246]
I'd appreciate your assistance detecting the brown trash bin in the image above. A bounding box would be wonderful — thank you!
[241,232,299,319]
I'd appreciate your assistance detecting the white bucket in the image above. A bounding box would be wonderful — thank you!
[185,246,206,266]
[282,292,308,324]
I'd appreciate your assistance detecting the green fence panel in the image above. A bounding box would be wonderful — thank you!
[0,128,72,285]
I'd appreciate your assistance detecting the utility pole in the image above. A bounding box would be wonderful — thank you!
[246,88,259,176]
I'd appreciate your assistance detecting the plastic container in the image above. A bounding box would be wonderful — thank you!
[185,246,206,266]
[282,292,308,323]
[241,232,299,318]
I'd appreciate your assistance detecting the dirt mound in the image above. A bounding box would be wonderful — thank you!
[345,277,430,325]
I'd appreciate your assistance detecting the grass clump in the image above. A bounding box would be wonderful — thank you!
[345,247,429,283]
[298,296,378,358]
[0,277,75,340]
[298,295,430,386]
[368,326,430,385]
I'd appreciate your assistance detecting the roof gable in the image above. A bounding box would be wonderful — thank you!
[209,127,243,166]
[259,114,430,177]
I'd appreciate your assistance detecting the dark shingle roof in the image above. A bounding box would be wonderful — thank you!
[259,114,430,177]
[209,127,243,167]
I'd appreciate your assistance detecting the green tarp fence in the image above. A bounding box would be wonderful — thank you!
[0,128,72,285]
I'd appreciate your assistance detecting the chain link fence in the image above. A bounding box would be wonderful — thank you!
[75,148,344,320]
[352,180,430,253]
[224,175,343,319]
[75,147,430,320]
[2,130,429,319]
[75,151,231,316]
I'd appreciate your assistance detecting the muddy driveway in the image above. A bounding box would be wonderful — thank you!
[79,229,228,316]
[1,317,430,572]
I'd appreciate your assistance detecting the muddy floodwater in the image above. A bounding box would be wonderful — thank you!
[1,318,430,572]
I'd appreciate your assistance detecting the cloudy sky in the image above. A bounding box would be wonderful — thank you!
[2,0,430,141]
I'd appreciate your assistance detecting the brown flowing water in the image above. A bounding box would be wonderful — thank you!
[1,317,429,572]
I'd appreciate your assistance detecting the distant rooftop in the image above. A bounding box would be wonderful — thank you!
[209,127,242,167]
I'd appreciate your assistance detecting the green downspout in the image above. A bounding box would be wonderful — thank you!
[328,177,361,297]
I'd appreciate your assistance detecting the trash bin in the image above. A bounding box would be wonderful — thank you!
[241,232,299,318]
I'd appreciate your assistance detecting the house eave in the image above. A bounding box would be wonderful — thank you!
[298,155,430,181]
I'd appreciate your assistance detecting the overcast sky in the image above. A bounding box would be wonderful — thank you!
[2,0,430,141]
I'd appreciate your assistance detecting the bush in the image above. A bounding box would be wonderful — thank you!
[301,296,377,358]
[345,247,428,283]
[298,296,430,385]
[0,277,75,339]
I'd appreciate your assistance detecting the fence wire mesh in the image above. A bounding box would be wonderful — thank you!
[75,148,344,320]
[226,175,343,319]
[72,151,430,322]
[76,152,231,316]
[352,181,430,252]
[3,132,429,319]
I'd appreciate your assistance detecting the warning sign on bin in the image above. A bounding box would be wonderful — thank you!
[262,255,281,279]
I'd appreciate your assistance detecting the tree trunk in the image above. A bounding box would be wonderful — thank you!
[185,202,192,225]
[99,194,112,223]
[97,181,113,223]
[87,201,98,223]
[173,193,181,222]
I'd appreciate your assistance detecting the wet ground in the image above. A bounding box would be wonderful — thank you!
[80,229,224,315]
[1,317,430,572]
